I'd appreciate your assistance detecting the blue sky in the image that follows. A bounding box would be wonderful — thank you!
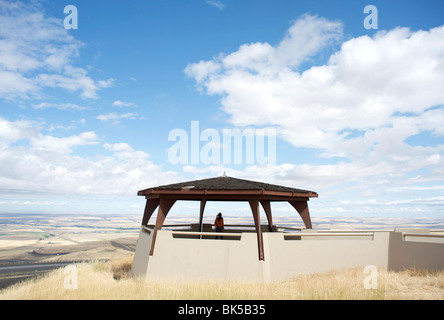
[1,0,444,221]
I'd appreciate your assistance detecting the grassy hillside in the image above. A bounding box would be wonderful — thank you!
[1,257,443,300]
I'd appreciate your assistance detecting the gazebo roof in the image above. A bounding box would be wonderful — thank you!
[138,175,318,200]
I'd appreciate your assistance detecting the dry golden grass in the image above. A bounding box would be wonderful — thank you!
[109,255,134,280]
[1,257,443,300]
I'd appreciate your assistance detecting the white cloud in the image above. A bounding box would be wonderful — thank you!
[0,116,39,146]
[0,70,37,97]
[0,116,178,196]
[0,0,113,100]
[185,14,444,169]
[47,118,86,132]
[97,112,138,123]
[31,131,99,152]
[113,100,137,108]
[32,102,89,110]
[205,0,225,11]
[184,15,444,215]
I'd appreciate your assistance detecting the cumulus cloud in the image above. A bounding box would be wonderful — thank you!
[0,1,170,202]
[185,14,444,177]
[30,131,99,152]
[0,116,178,196]
[183,14,444,218]
[0,0,113,100]
[0,116,39,146]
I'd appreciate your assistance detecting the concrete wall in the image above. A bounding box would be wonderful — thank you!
[131,228,153,277]
[131,226,444,282]
[145,231,264,281]
[388,231,444,271]
[263,231,390,281]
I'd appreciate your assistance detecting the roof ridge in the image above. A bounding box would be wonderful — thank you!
[140,175,317,195]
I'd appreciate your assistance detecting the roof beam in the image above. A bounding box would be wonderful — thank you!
[289,200,313,229]
[139,188,317,199]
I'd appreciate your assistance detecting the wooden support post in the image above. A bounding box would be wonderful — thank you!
[149,198,176,256]
[249,199,264,261]
[141,198,160,226]
[289,200,312,229]
[260,200,273,232]
[199,199,206,233]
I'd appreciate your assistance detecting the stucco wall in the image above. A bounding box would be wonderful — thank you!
[131,227,444,282]
[263,231,390,281]
[146,231,264,281]
[131,228,153,277]
[388,231,444,271]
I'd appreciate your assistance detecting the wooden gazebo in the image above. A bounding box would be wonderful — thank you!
[137,175,318,260]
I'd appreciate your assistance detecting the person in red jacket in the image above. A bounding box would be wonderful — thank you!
[214,212,224,239]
